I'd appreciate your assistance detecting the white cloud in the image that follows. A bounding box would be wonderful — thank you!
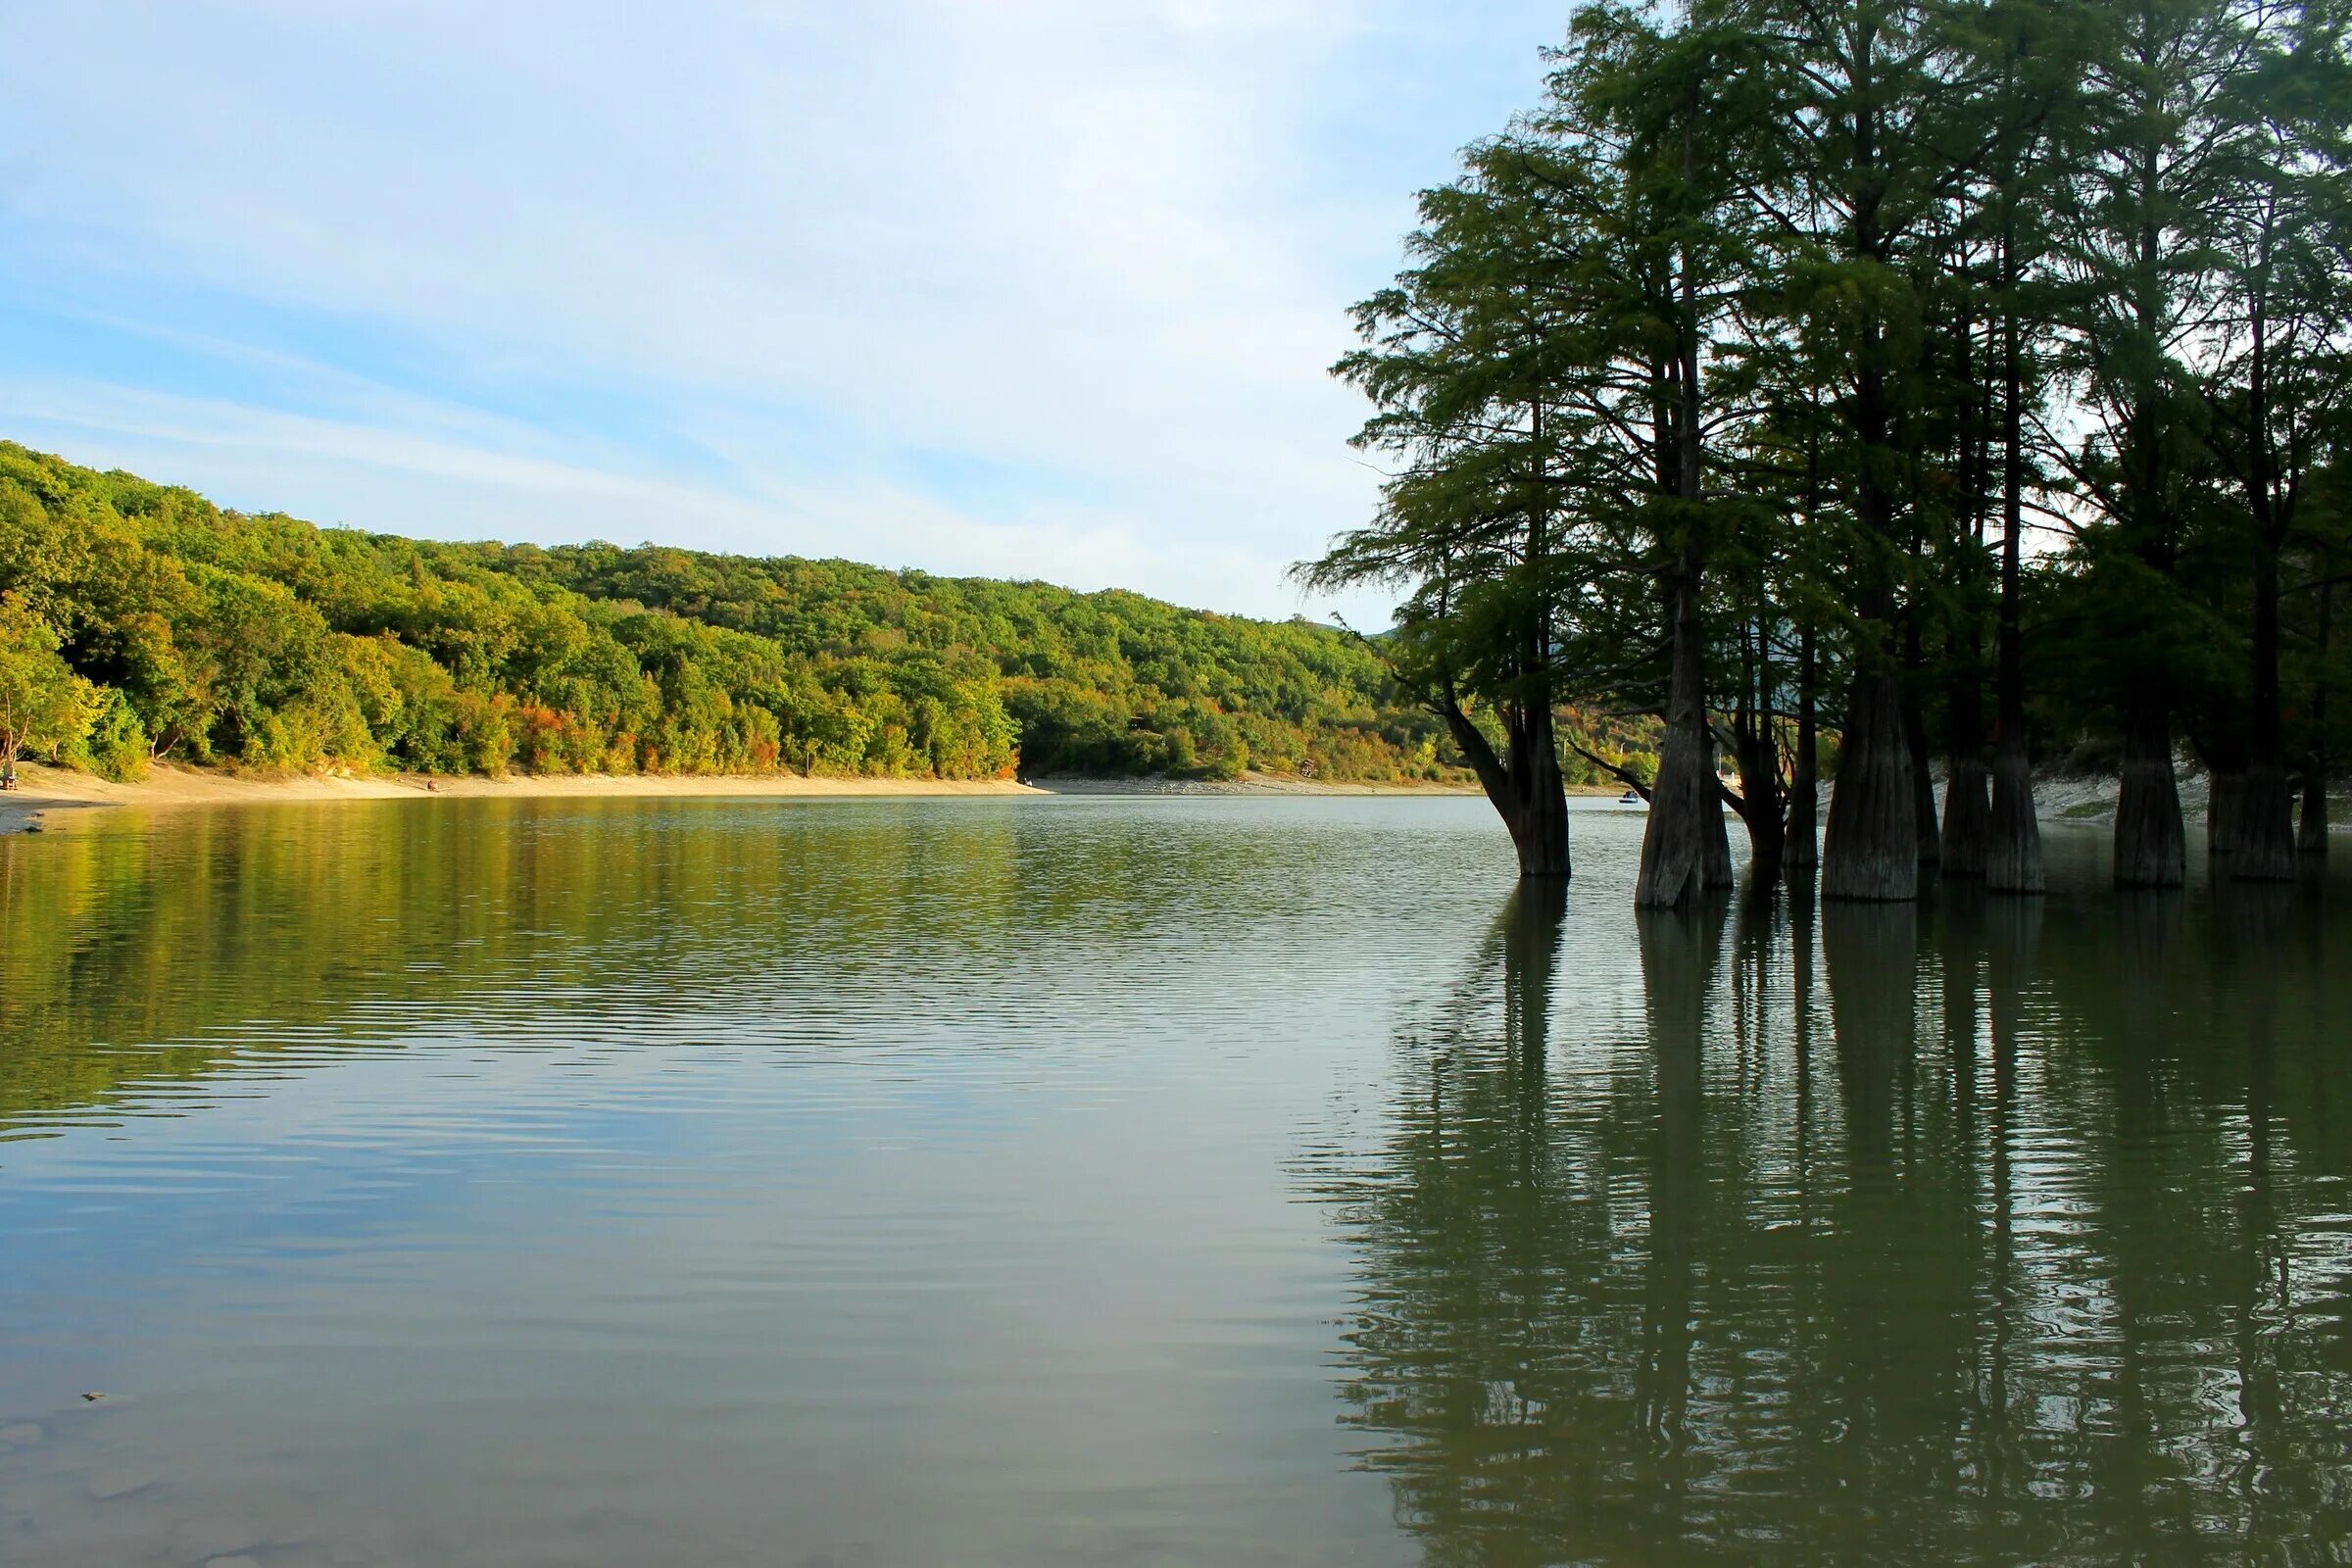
[6,377,1240,591]
[0,0,1561,617]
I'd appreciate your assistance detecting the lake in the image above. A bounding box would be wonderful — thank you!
[2,795,2348,1565]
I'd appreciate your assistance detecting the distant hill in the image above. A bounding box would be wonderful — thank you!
[0,442,1469,784]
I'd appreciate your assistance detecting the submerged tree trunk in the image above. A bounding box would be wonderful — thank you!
[2240,768,2294,876]
[2207,770,2247,858]
[1640,563,1719,906]
[1904,622,1940,872]
[2300,582,2331,856]
[1942,651,1991,877]
[1823,280,1916,901]
[1986,727,2042,894]
[1725,588,1787,884]
[2238,547,2295,881]
[1641,227,1727,906]
[1513,712,1574,878]
[1731,781,1785,885]
[1705,771,1736,890]
[1985,217,2042,894]
[1729,654,1788,887]
[1824,665,1920,902]
[1910,718,1940,870]
[1502,705,1572,879]
[1787,627,1820,876]
[2188,662,2252,857]
[2230,272,2296,880]
[2115,680,2185,888]
[1440,690,1571,880]
[2299,764,2328,854]
[1942,762,1990,876]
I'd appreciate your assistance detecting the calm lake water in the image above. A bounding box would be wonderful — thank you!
[2,795,2348,1565]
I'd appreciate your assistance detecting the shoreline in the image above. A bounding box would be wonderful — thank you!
[0,762,1485,833]
[24,761,2332,837]
[0,761,1042,833]
[2006,770,2351,833]
[1026,772,1488,798]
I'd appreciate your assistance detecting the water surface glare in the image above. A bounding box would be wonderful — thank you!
[2,795,2348,1564]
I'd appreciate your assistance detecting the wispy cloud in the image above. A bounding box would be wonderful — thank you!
[0,0,1562,616]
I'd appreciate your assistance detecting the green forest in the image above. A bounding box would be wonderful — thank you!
[0,441,1610,788]
[1314,0,2352,900]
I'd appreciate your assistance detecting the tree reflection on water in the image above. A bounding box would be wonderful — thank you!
[1318,880,2352,1563]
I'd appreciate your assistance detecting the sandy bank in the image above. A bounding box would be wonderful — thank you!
[0,760,1041,834]
[1026,771,1483,798]
[34,762,2216,836]
[2024,769,2350,833]
[0,762,1499,834]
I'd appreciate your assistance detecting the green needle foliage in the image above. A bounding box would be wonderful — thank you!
[1313,0,2352,897]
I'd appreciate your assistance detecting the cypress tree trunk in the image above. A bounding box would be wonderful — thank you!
[1943,759,1991,876]
[1786,628,1820,875]
[1910,715,1940,869]
[1729,641,1788,887]
[1516,790,1572,877]
[1639,564,1718,906]
[2298,762,2328,854]
[1511,703,1574,879]
[1639,260,1721,903]
[1823,665,1920,902]
[1940,226,1992,885]
[1905,619,1940,870]
[2243,761,2297,877]
[1738,779,1787,885]
[1458,394,1572,884]
[2233,764,2293,877]
[1986,727,2042,894]
[1984,279,2042,894]
[2207,771,2246,858]
[1439,690,1571,881]
[1742,602,1787,883]
[2114,680,2185,888]
[2238,547,2295,880]
[2230,284,2296,880]
[1705,774,1736,890]
[1942,652,1991,877]
[1823,267,1916,899]
[1649,229,1732,902]
[2301,579,2330,855]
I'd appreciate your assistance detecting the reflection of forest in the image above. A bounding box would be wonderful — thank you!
[0,797,1430,1135]
[1321,882,2352,1562]
[0,801,953,1131]
[0,801,1049,1133]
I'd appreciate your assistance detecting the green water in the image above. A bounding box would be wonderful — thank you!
[1,796,2347,1565]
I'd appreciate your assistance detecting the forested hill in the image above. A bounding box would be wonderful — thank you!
[0,442,1476,783]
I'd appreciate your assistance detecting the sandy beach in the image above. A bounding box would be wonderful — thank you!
[0,761,1050,834]
[1026,772,1486,798]
[0,762,1499,834]
[37,760,2324,838]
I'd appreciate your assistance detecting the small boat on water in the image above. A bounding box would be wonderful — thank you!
[1618,790,1644,806]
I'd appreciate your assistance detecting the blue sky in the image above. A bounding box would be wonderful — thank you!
[0,1,1567,620]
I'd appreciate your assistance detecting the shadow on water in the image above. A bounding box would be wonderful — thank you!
[1323,868,2352,1564]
